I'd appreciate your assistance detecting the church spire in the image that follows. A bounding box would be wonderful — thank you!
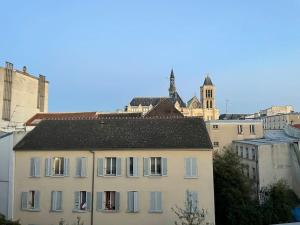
[169,69,176,98]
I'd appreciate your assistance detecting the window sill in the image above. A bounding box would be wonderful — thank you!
[126,175,139,178]
[149,210,163,214]
[72,209,89,213]
[29,176,41,178]
[50,210,64,213]
[74,176,87,178]
[98,209,119,213]
[184,176,198,179]
[50,175,66,178]
[22,209,40,212]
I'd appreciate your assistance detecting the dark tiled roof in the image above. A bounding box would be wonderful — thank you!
[15,118,212,150]
[129,97,168,107]
[172,92,186,107]
[203,76,213,86]
[219,114,250,120]
[97,112,142,119]
[26,112,97,126]
[144,99,184,118]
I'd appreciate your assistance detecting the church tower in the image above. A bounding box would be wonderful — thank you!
[168,69,176,98]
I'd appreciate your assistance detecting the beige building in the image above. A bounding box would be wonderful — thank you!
[262,113,300,130]
[0,62,49,130]
[14,118,215,225]
[126,70,219,121]
[206,120,264,152]
[259,105,294,117]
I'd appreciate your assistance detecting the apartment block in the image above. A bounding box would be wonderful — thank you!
[262,113,300,130]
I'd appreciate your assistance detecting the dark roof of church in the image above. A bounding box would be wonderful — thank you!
[129,97,168,107]
[14,117,212,150]
[97,112,142,119]
[144,98,184,118]
[172,92,186,107]
[203,76,213,86]
[219,114,250,120]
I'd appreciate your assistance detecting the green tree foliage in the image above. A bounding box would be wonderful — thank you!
[0,214,21,225]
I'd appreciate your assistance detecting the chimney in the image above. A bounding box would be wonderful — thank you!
[23,66,27,73]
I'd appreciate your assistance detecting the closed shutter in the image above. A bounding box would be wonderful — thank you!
[115,192,120,211]
[96,192,103,210]
[192,192,198,209]
[35,158,41,177]
[133,191,139,212]
[21,192,27,210]
[30,158,35,177]
[74,192,80,210]
[45,158,52,177]
[64,158,69,176]
[57,191,62,211]
[76,158,81,177]
[191,158,197,177]
[34,191,40,209]
[150,192,155,212]
[126,158,130,177]
[156,192,162,212]
[144,158,150,176]
[185,158,191,177]
[133,157,138,177]
[97,158,104,176]
[116,158,121,176]
[81,158,87,177]
[127,192,134,212]
[162,158,167,176]
[51,191,56,211]
[86,192,91,211]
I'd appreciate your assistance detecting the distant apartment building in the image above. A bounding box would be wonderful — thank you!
[13,118,215,225]
[262,113,300,130]
[206,120,263,152]
[0,62,49,130]
[259,105,294,117]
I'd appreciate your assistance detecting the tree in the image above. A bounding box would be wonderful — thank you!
[213,148,261,225]
[0,214,21,225]
[171,191,212,225]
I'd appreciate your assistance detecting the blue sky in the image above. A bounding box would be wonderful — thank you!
[1,0,300,114]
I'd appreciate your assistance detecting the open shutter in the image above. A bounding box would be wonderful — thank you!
[162,158,167,176]
[97,158,104,176]
[150,192,155,212]
[144,158,150,176]
[21,192,27,210]
[64,158,69,176]
[76,158,81,177]
[74,192,80,210]
[126,158,130,177]
[133,191,139,212]
[57,191,62,211]
[34,191,40,209]
[81,158,87,177]
[115,192,120,211]
[45,158,52,176]
[86,192,92,211]
[116,158,121,176]
[191,158,198,177]
[30,158,35,177]
[185,158,191,177]
[192,191,198,209]
[156,192,162,212]
[96,192,103,210]
[127,192,133,212]
[35,158,41,177]
[133,157,138,177]
[51,191,56,211]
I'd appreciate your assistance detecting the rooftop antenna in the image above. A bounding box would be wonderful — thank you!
[225,99,229,114]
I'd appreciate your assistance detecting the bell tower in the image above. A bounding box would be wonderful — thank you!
[200,75,215,110]
[168,69,176,98]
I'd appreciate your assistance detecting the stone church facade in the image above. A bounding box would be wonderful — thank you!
[126,70,219,121]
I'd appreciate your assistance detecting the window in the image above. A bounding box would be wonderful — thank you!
[151,157,161,175]
[74,191,91,211]
[76,157,87,177]
[144,157,167,176]
[212,124,219,129]
[246,147,249,158]
[250,125,256,134]
[97,158,121,176]
[127,191,139,213]
[149,192,162,213]
[252,167,256,179]
[213,142,219,147]
[237,125,243,134]
[185,158,198,178]
[30,158,40,177]
[21,191,40,211]
[236,145,239,155]
[186,190,198,212]
[96,191,120,211]
[252,148,256,160]
[245,166,250,178]
[45,157,69,177]
[127,157,138,177]
[239,146,243,157]
[51,191,63,211]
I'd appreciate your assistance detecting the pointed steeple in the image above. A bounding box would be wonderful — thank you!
[203,75,213,86]
[169,69,176,97]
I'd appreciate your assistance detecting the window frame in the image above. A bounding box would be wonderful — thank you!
[53,157,65,176]
[150,157,162,176]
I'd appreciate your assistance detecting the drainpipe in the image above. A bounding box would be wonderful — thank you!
[90,150,95,225]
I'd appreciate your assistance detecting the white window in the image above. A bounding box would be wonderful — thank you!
[21,191,40,211]
[250,125,256,134]
[45,157,69,177]
[185,158,198,178]
[127,191,139,213]
[149,192,162,213]
[76,157,87,177]
[127,157,138,177]
[30,158,41,177]
[97,158,121,176]
[252,148,256,160]
[51,191,63,211]
[252,167,256,179]
[246,147,249,158]
[74,191,91,211]
[237,125,243,134]
[186,190,198,212]
[144,157,167,176]
[95,191,120,211]
[239,146,243,157]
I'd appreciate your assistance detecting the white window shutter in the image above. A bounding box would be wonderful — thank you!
[133,191,139,212]
[86,192,92,211]
[133,157,138,177]
[126,157,130,177]
[74,191,80,210]
[191,158,198,177]
[115,192,120,211]
[185,158,191,177]
[21,192,27,210]
[96,192,103,210]
[116,158,121,176]
[127,191,133,212]
[162,158,167,176]
[34,191,40,209]
[81,158,87,177]
[57,191,62,211]
[144,158,150,176]
[76,158,81,177]
[51,191,56,211]
[35,158,41,177]
[30,158,35,177]
[45,158,52,176]
[192,191,198,209]
[97,158,104,176]
[156,192,162,212]
[150,192,155,212]
[64,158,69,176]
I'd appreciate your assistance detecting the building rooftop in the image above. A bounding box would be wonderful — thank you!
[15,117,213,150]
[0,131,12,139]
[233,138,295,146]
[203,76,213,86]
[219,114,252,120]
[206,119,262,124]
[129,97,168,107]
